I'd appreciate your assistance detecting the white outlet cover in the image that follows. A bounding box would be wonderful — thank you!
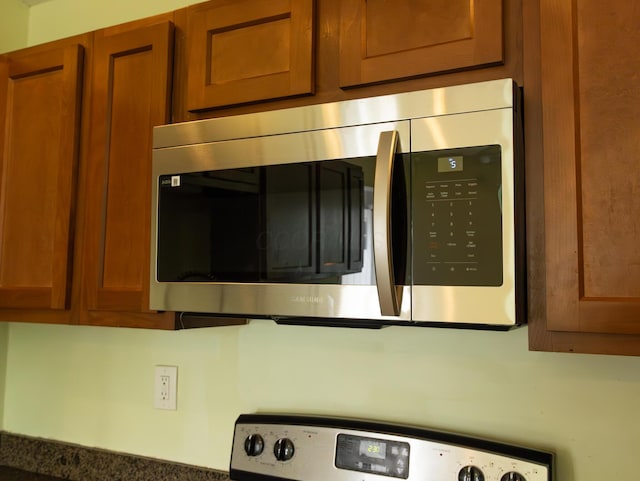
[154,365,178,410]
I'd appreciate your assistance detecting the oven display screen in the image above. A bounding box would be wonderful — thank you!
[360,439,386,459]
[335,434,410,479]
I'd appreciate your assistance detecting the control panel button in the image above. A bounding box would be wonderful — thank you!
[501,472,526,481]
[244,434,265,457]
[458,465,485,481]
[274,437,295,461]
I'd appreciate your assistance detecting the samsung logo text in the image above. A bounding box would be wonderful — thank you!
[290,296,324,304]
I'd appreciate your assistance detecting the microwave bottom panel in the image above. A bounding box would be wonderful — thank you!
[151,283,413,324]
[411,285,518,327]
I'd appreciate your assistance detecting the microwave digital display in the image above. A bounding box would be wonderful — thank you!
[437,155,463,172]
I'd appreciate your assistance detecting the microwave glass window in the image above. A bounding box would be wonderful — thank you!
[156,157,409,286]
[412,145,503,287]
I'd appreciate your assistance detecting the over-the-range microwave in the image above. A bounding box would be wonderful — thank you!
[150,79,525,329]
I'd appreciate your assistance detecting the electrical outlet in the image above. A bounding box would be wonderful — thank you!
[154,365,177,410]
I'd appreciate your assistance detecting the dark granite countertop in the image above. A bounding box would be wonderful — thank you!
[0,466,65,481]
[0,432,231,481]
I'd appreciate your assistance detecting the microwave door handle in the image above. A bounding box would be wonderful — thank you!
[373,130,402,316]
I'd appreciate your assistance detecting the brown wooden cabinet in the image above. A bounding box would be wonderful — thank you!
[339,0,503,88]
[78,18,175,328]
[0,18,176,329]
[180,0,315,112]
[0,36,87,320]
[0,0,523,330]
[524,0,640,355]
[174,0,521,122]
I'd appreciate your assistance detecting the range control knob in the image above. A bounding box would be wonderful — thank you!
[500,472,526,481]
[458,465,485,481]
[273,437,295,461]
[243,434,265,456]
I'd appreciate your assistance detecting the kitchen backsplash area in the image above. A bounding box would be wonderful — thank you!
[2,321,640,481]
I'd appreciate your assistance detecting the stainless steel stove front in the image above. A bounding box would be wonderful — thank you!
[229,414,553,481]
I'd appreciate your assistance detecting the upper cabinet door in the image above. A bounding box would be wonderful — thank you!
[81,21,173,319]
[0,44,84,310]
[184,0,314,111]
[339,0,503,87]
[527,0,640,355]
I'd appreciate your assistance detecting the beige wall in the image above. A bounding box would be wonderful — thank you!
[26,0,202,46]
[1,2,640,481]
[0,324,7,428]
[0,0,27,432]
[5,322,640,481]
[0,0,28,53]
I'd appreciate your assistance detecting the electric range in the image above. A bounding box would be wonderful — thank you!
[230,414,553,481]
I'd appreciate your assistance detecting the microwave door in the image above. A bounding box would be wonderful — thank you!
[410,108,522,327]
[151,121,412,323]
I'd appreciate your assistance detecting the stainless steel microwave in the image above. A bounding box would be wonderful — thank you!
[150,79,525,328]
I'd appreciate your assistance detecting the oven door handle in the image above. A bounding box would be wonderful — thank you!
[373,130,402,316]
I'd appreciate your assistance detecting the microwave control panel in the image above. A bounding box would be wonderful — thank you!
[230,414,553,481]
[412,144,503,287]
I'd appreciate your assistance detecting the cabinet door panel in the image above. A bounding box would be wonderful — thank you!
[347,165,364,272]
[318,162,348,274]
[339,0,503,87]
[185,0,314,111]
[577,0,640,302]
[0,45,83,309]
[529,0,640,352]
[82,22,173,314]
[265,163,316,277]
